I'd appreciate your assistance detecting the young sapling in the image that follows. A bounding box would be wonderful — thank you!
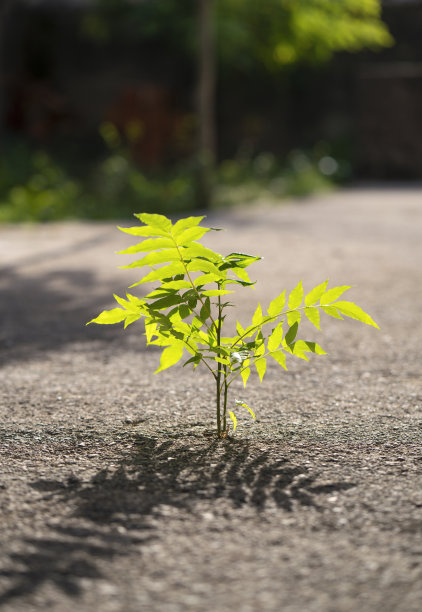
[87,212,378,437]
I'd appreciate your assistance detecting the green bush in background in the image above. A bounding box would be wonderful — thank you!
[0,140,342,222]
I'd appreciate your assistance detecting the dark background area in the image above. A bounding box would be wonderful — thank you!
[0,0,421,220]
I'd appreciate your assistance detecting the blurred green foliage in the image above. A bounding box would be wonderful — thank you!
[88,0,392,73]
[217,0,393,72]
[0,138,343,222]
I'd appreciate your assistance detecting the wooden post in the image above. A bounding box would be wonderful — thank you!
[197,0,216,209]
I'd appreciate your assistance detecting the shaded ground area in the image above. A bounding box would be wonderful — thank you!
[0,186,421,611]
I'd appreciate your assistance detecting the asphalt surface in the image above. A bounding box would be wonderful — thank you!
[0,186,421,611]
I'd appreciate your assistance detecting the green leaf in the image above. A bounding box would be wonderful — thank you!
[236,321,245,336]
[288,281,303,310]
[183,354,202,369]
[267,321,284,351]
[160,280,191,290]
[270,350,287,369]
[232,267,253,284]
[118,225,168,238]
[290,341,310,361]
[235,400,255,420]
[148,294,182,311]
[118,237,175,254]
[215,356,230,365]
[223,252,261,268]
[87,308,127,325]
[304,280,328,306]
[287,310,301,326]
[178,304,191,319]
[113,293,137,311]
[241,359,251,387]
[199,298,211,322]
[194,273,222,286]
[172,215,205,237]
[201,289,233,296]
[320,286,352,305]
[252,303,263,327]
[255,357,267,382]
[129,262,185,286]
[126,292,144,305]
[303,341,326,355]
[120,249,180,267]
[187,260,224,277]
[229,411,237,431]
[124,313,142,328]
[176,226,209,245]
[183,243,222,262]
[304,306,320,330]
[267,290,285,317]
[155,341,184,373]
[135,212,172,232]
[334,301,379,328]
[321,305,343,319]
[285,321,299,345]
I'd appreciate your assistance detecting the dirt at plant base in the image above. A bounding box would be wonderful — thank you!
[0,186,421,612]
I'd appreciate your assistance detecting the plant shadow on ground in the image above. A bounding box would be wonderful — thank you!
[0,434,356,604]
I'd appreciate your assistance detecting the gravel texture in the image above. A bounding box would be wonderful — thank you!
[0,186,421,611]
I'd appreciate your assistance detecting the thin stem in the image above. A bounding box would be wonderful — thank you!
[216,292,223,435]
[223,364,228,433]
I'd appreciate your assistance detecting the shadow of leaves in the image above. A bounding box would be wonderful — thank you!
[0,435,356,604]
